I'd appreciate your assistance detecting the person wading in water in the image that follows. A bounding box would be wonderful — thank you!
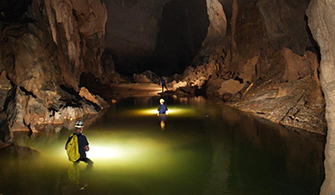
[65,120,93,165]
[161,77,168,92]
[157,98,168,130]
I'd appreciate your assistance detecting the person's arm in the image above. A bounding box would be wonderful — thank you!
[83,136,89,151]
[157,105,161,116]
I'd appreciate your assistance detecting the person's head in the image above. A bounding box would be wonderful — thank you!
[75,120,84,132]
[159,98,165,105]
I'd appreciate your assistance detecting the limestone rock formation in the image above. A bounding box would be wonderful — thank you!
[0,0,108,137]
[282,48,314,82]
[307,0,335,194]
[79,87,109,109]
[165,0,325,135]
[0,71,10,111]
[257,0,314,55]
[99,53,130,84]
[171,0,227,90]
[218,79,246,98]
[44,0,107,86]
[133,70,161,84]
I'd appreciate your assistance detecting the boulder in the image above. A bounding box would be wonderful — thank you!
[218,79,246,97]
[79,87,109,109]
[240,55,259,83]
[282,47,313,82]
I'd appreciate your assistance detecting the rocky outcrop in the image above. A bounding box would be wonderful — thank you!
[133,70,161,84]
[227,48,325,133]
[171,0,227,91]
[218,79,246,99]
[166,0,325,135]
[307,0,335,194]
[0,71,10,111]
[44,0,107,86]
[257,0,314,55]
[282,48,315,82]
[79,87,109,109]
[0,0,108,137]
[230,75,325,134]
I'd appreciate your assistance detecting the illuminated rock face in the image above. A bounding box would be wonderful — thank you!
[0,0,108,135]
[307,1,335,194]
[164,0,325,134]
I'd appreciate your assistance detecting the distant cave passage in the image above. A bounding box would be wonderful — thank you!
[104,0,210,77]
[147,0,209,76]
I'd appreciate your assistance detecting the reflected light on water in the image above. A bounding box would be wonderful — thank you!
[87,145,125,159]
[52,142,149,167]
[132,107,195,116]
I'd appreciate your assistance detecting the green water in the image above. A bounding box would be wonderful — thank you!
[0,96,325,195]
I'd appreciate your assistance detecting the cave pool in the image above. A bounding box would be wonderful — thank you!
[0,96,325,195]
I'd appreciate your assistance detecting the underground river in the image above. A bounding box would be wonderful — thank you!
[0,96,325,195]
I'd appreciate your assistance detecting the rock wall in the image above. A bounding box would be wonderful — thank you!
[0,0,108,137]
[45,0,107,86]
[168,0,325,134]
[307,1,335,194]
[258,0,314,55]
[171,0,227,90]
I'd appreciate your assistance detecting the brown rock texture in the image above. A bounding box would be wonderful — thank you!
[218,79,246,97]
[45,0,107,85]
[0,0,108,136]
[257,0,314,55]
[172,0,227,89]
[307,0,335,194]
[282,48,314,82]
[167,0,325,136]
[79,87,109,109]
[230,75,325,134]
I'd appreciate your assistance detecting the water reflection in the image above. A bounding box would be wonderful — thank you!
[158,114,167,130]
[0,96,325,195]
[157,98,168,130]
[67,162,91,192]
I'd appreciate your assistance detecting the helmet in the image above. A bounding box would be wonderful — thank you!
[75,120,84,128]
[159,98,165,103]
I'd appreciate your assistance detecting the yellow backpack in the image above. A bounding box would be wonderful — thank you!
[66,134,80,162]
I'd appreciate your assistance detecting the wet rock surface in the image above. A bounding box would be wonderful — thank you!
[229,76,325,134]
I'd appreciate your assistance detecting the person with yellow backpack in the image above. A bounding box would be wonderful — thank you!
[65,121,93,165]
